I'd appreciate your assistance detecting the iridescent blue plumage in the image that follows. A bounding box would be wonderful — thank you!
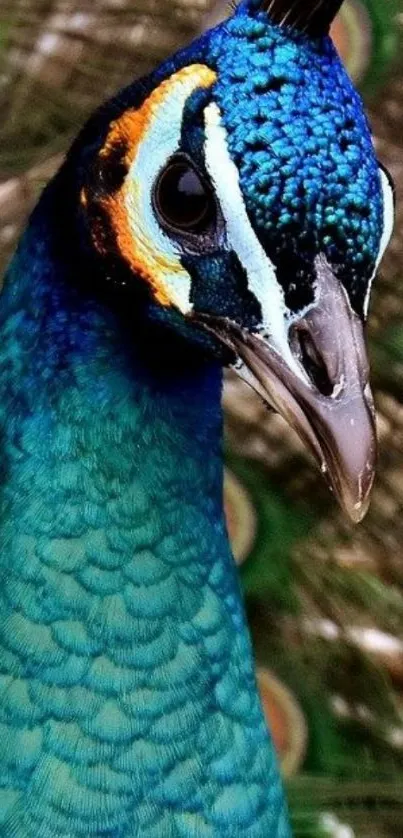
[209,0,384,313]
[0,0,393,835]
[0,204,290,834]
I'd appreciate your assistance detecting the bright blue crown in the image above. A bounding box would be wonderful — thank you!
[205,0,383,312]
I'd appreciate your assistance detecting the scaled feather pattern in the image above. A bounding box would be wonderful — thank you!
[0,223,289,835]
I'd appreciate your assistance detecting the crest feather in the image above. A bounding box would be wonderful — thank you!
[259,0,345,36]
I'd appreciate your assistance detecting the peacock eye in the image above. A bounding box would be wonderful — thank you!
[153,155,216,235]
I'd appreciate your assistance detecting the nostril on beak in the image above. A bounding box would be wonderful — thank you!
[291,326,334,397]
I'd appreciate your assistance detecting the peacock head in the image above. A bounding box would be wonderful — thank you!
[76,0,394,522]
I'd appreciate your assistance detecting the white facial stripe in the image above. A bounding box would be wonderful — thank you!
[378,168,395,266]
[204,102,303,378]
[363,167,395,318]
[125,80,198,312]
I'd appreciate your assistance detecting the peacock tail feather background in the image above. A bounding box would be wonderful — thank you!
[0,1,402,835]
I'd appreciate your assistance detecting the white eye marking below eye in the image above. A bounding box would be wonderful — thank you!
[203,102,306,381]
[363,167,395,319]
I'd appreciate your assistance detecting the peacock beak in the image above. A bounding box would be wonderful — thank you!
[196,257,377,523]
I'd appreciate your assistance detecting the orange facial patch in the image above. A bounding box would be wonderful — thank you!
[82,64,217,309]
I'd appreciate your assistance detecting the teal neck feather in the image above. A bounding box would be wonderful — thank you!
[0,213,290,836]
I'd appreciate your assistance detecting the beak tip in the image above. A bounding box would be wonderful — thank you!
[320,407,377,525]
[346,499,371,525]
[336,471,375,525]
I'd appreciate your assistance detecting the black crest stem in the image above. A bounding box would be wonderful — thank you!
[259,0,345,36]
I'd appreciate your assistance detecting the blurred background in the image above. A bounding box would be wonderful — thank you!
[1,1,403,835]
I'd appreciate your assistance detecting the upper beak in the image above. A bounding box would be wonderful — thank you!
[195,256,377,523]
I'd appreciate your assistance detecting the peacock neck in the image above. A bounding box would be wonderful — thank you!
[0,216,290,836]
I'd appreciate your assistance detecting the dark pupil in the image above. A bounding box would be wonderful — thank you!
[155,160,212,233]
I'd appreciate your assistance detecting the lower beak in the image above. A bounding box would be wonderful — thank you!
[196,257,377,523]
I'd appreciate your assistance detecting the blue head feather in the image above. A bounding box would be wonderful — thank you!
[205,0,384,313]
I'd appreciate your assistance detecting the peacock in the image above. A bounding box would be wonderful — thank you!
[0,0,396,835]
